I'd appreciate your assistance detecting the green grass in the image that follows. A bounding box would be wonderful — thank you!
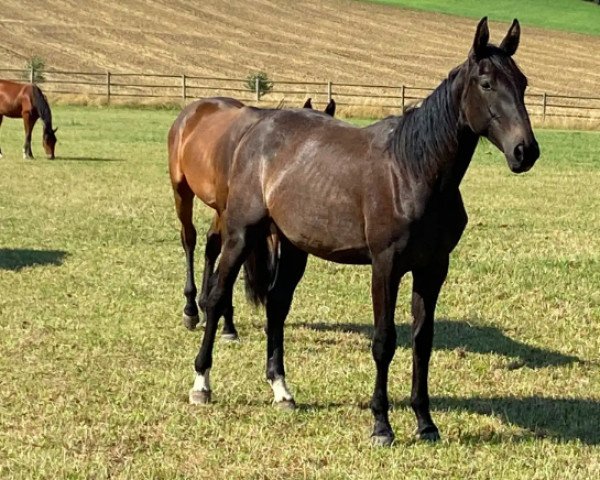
[0,105,599,479]
[367,0,600,36]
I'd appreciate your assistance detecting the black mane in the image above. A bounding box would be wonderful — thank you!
[31,85,54,137]
[389,65,462,180]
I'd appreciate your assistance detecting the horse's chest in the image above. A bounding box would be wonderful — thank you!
[403,196,468,265]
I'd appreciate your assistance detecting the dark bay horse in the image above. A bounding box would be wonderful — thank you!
[0,80,57,159]
[168,97,335,339]
[187,18,539,446]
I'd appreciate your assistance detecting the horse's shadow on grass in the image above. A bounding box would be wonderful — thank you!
[296,320,599,444]
[429,395,600,445]
[297,319,579,368]
[0,248,67,270]
[58,156,122,162]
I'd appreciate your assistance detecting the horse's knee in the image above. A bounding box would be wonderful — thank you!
[181,224,197,247]
[372,328,397,364]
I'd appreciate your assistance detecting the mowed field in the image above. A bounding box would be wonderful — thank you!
[0,106,599,478]
[374,0,600,36]
[1,0,600,98]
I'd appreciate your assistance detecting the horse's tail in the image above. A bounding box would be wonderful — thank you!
[31,84,53,130]
[243,233,278,307]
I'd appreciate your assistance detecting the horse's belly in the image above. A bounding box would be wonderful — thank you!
[269,198,369,264]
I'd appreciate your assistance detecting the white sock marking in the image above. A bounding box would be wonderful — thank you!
[269,377,293,402]
[192,369,211,392]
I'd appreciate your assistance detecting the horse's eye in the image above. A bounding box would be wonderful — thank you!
[480,80,492,91]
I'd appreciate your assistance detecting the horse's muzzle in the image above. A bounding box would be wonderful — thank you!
[509,140,539,173]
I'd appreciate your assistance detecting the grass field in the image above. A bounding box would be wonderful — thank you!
[0,106,599,479]
[370,0,600,36]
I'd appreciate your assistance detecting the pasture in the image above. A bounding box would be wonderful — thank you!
[371,0,600,36]
[0,105,599,478]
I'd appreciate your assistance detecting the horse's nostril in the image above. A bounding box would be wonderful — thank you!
[513,143,525,162]
[530,141,540,161]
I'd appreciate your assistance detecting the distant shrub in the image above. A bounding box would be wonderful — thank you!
[245,71,273,98]
[23,56,46,83]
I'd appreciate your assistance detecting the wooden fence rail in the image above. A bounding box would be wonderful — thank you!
[2,67,599,121]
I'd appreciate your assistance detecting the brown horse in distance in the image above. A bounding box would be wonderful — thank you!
[0,80,57,159]
[187,18,540,446]
[168,97,335,340]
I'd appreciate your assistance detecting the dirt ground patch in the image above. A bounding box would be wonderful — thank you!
[1,0,599,97]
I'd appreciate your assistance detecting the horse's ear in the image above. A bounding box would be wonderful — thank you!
[303,98,313,109]
[500,19,520,56]
[325,99,336,117]
[53,127,58,134]
[471,17,489,59]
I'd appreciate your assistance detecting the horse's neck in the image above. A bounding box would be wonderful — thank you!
[396,66,479,193]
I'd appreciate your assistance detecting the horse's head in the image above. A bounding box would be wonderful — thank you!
[461,17,539,173]
[43,127,57,159]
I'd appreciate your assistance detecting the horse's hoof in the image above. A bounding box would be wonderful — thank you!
[371,434,394,447]
[274,399,296,410]
[221,331,239,342]
[182,313,201,331]
[415,427,441,442]
[189,389,211,405]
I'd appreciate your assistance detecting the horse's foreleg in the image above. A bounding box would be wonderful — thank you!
[370,247,402,447]
[0,115,3,158]
[22,113,34,159]
[174,183,200,331]
[190,227,251,405]
[410,256,449,442]
[265,238,307,409]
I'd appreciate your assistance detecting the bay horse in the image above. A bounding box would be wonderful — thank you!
[0,80,57,159]
[187,18,539,446]
[168,97,335,340]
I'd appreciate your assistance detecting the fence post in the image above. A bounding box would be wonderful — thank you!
[106,71,111,105]
[255,77,260,102]
[182,74,187,103]
[327,81,332,102]
[401,85,405,113]
[30,65,35,84]
[542,92,547,122]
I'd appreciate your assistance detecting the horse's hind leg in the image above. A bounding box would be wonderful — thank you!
[265,237,307,409]
[173,181,201,331]
[198,215,220,316]
[221,302,238,341]
[198,215,238,341]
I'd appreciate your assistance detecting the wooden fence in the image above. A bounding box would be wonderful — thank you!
[2,67,600,121]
